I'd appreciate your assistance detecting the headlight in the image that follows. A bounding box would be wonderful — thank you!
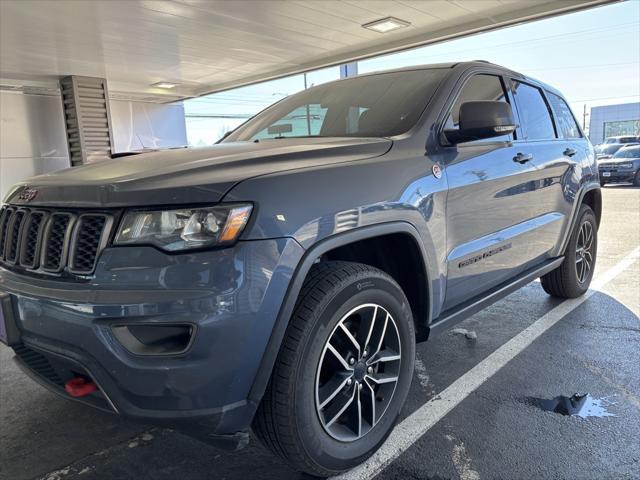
[618,163,634,169]
[114,204,252,251]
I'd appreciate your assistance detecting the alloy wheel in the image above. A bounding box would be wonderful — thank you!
[575,220,594,284]
[315,303,401,442]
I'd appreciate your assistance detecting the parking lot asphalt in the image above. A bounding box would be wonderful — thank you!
[1,185,639,480]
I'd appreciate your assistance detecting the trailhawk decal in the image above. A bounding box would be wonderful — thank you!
[458,243,513,269]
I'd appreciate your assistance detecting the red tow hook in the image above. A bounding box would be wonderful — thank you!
[65,377,97,397]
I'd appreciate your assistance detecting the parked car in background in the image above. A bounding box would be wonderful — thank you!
[599,144,640,186]
[596,143,634,160]
[1,61,601,476]
[603,135,639,144]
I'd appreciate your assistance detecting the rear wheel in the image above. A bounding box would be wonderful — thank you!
[541,204,597,298]
[253,261,415,477]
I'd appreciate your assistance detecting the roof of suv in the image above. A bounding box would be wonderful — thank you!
[336,60,564,99]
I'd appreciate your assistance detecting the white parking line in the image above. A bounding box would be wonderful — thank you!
[335,247,640,480]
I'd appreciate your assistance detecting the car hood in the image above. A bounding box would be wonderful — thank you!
[4,137,391,207]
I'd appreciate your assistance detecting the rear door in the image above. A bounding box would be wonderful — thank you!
[441,72,544,310]
[509,80,585,259]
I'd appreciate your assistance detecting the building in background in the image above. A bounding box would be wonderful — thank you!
[588,103,640,145]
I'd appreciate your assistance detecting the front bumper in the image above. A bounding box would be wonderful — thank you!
[0,238,304,437]
[598,167,637,183]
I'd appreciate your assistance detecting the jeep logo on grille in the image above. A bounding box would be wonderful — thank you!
[18,186,38,202]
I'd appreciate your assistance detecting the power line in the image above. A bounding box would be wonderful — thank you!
[569,94,640,103]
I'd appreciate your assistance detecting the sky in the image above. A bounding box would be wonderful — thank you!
[184,1,640,145]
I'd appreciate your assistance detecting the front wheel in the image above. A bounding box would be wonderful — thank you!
[541,204,598,298]
[633,170,640,187]
[253,261,415,477]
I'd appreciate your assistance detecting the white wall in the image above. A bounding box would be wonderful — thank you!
[0,90,70,200]
[110,100,187,152]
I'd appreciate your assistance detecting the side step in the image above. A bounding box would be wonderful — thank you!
[428,256,564,337]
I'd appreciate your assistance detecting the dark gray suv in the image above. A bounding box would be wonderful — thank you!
[0,61,601,476]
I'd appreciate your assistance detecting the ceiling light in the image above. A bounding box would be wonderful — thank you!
[362,17,410,33]
[151,81,177,89]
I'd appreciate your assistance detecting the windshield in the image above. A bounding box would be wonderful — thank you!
[600,144,624,155]
[613,146,640,158]
[224,69,447,142]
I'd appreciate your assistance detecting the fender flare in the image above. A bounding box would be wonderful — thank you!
[246,221,432,408]
[556,182,601,256]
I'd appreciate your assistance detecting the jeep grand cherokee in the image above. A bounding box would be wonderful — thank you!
[0,61,601,476]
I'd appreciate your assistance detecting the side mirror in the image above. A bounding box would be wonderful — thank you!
[444,101,516,144]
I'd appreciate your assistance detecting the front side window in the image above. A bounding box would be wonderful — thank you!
[512,81,556,140]
[444,74,513,142]
[225,69,446,142]
[547,92,582,139]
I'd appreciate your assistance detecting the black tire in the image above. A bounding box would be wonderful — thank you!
[633,170,640,187]
[253,261,415,477]
[541,204,597,298]
[600,179,606,187]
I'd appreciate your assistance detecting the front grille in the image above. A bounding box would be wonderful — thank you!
[0,207,13,255]
[19,211,46,269]
[42,213,72,272]
[599,163,618,170]
[6,210,26,263]
[0,206,111,276]
[13,344,65,388]
[71,215,108,273]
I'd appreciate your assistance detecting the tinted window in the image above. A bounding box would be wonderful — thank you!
[613,146,640,158]
[547,92,581,139]
[444,74,512,142]
[601,144,624,155]
[513,81,556,140]
[226,69,446,141]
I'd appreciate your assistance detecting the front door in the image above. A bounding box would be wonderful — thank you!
[439,73,547,310]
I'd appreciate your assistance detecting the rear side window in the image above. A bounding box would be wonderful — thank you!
[512,81,556,140]
[547,93,582,139]
[444,74,513,142]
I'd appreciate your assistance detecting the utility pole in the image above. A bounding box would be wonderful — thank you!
[582,104,588,131]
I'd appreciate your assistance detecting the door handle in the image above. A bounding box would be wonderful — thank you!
[513,152,533,164]
[563,148,577,157]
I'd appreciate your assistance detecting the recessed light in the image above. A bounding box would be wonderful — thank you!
[362,17,410,33]
[151,81,177,89]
